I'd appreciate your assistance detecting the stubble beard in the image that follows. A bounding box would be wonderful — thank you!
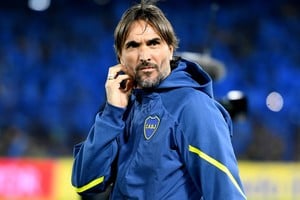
[135,64,167,88]
[136,70,164,88]
[134,61,170,89]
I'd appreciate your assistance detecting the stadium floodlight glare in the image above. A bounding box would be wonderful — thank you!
[266,91,284,112]
[28,0,51,11]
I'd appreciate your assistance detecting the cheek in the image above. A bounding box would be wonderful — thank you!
[160,52,172,66]
[156,48,173,63]
[123,61,136,77]
[126,66,136,78]
[121,54,137,73]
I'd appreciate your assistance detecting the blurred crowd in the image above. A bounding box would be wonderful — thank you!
[0,0,299,160]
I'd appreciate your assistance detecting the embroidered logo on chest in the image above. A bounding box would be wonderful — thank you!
[144,115,160,140]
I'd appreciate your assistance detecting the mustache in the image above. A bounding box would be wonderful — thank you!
[136,60,157,71]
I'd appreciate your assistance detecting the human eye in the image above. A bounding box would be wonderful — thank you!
[148,39,160,46]
[125,41,139,49]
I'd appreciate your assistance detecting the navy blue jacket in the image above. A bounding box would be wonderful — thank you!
[71,58,247,199]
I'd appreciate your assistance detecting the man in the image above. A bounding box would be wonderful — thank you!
[71,1,246,199]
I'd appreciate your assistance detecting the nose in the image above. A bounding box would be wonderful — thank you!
[138,47,151,62]
[140,58,151,65]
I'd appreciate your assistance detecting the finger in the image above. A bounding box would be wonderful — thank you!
[107,64,123,79]
[124,78,134,92]
[113,73,133,91]
[114,74,131,84]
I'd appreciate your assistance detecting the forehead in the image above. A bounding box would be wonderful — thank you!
[126,20,161,41]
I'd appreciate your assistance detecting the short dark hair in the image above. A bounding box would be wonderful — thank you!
[114,2,179,62]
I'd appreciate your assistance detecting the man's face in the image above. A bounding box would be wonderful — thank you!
[119,20,174,88]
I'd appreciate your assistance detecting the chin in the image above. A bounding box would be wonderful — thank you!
[137,71,164,88]
[138,77,161,88]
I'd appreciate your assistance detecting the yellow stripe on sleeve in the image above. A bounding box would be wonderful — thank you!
[74,176,104,193]
[189,145,247,199]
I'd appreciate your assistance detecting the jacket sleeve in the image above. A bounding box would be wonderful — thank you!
[71,103,125,195]
[178,92,247,200]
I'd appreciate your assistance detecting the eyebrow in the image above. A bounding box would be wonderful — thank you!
[125,37,162,48]
[146,37,161,45]
[125,41,139,49]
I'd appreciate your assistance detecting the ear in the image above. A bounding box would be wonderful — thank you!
[169,46,174,60]
[119,53,124,64]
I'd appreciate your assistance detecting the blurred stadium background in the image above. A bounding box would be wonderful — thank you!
[0,0,299,199]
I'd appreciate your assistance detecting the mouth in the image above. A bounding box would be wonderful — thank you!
[139,65,155,72]
[137,61,157,72]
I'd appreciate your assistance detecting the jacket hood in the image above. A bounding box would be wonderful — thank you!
[158,58,214,98]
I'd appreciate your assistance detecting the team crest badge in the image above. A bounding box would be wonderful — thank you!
[144,115,160,140]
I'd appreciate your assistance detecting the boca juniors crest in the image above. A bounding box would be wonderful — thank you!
[144,115,160,140]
